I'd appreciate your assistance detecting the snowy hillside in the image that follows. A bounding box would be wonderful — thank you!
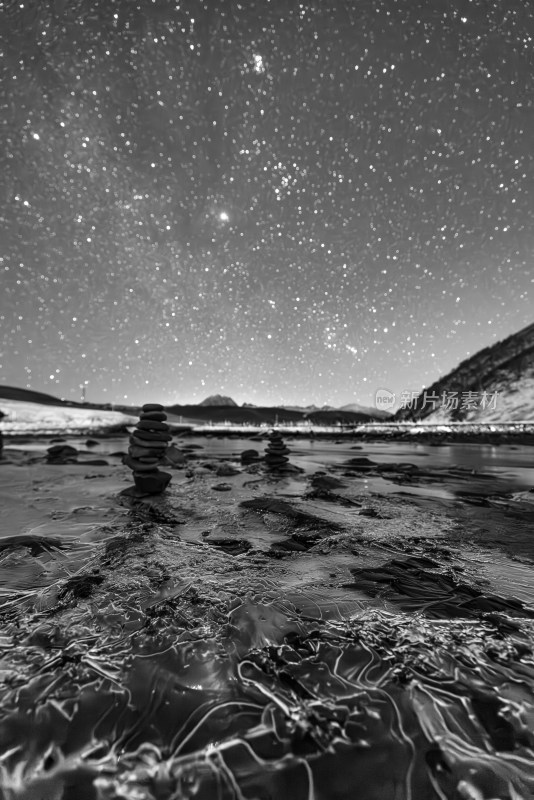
[396,322,534,423]
[0,400,137,435]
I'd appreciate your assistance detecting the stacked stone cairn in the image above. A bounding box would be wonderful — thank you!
[126,403,172,494]
[264,430,291,471]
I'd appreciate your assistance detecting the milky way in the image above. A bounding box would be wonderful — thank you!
[1,0,533,406]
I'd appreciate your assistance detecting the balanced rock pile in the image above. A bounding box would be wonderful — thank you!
[126,403,172,494]
[264,430,291,471]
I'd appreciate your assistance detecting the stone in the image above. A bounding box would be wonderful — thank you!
[129,435,168,451]
[136,419,170,432]
[216,462,240,476]
[241,449,260,464]
[140,411,167,422]
[133,470,172,494]
[345,457,377,468]
[164,445,187,466]
[46,444,78,464]
[264,431,293,471]
[128,444,166,459]
[132,429,172,442]
[85,439,100,447]
[125,458,160,473]
[125,403,172,495]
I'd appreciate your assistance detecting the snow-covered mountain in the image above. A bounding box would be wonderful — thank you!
[395,322,534,423]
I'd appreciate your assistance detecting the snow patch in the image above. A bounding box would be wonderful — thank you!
[0,400,137,434]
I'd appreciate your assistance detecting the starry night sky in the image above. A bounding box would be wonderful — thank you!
[1,0,533,407]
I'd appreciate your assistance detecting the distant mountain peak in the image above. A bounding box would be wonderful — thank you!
[198,394,238,407]
[339,402,392,419]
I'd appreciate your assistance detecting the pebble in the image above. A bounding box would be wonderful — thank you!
[125,456,161,472]
[142,403,165,412]
[137,419,170,432]
[128,444,166,459]
[140,411,167,422]
[132,429,172,442]
[128,435,167,450]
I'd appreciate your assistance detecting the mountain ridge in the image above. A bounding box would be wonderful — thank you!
[395,322,534,422]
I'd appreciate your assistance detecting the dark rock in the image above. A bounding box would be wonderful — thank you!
[136,418,170,432]
[345,457,377,468]
[277,463,304,473]
[47,444,78,456]
[80,459,109,466]
[124,455,161,472]
[216,462,240,476]
[128,435,167,451]
[133,470,172,494]
[209,537,251,555]
[85,439,100,447]
[211,483,233,491]
[375,462,419,474]
[164,445,187,466]
[241,449,260,464]
[140,411,167,422]
[46,444,78,463]
[49,437,66,443]
[133,429,172,442]
[128,444,166,459]
[310,474,346,490]
[142,403,165,412]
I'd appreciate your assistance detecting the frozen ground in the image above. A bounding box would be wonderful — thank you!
[0,436,533,798]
